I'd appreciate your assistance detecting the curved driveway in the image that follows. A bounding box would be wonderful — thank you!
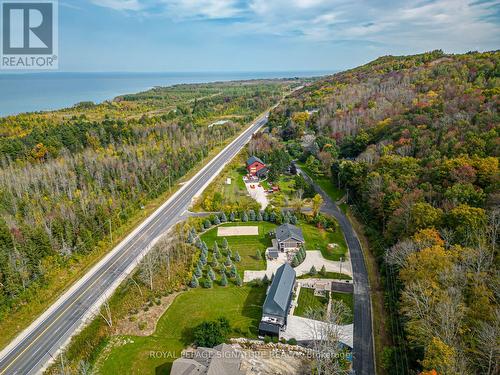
[298,168,375,375]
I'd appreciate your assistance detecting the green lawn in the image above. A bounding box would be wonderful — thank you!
[298,272,352,280]
[277,175,296,196]
[332,292,354,324]
[301,224,348,261]
[200,222,277,272]
[98,285,266,375]
[297,163,345,202]
[294,287,328,317]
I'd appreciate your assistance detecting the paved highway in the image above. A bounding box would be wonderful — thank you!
[0,114,270,375]
[298,168,375,375]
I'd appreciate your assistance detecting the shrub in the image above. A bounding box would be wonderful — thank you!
[287,338,297,345]
[272,336,279,343]
[138,321,147,330]
[264,336,272,344]
[193,317,231,348]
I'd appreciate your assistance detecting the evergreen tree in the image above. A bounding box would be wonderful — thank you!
[200,252,207,265]
[212,256,219,268]
[225,255,233,267]
[270,212,276,222]
[309,265,317,275]
[241,212,248,222]
[213,215,220,225]
[222,237,228,249]
[230,265,237,278]
[235,273,243,286]
[190,275,199,288]
[213,241,219,253]
[283,215,290,224]
[226,247,232,258]
[263,211,269,221]
[320,265,327,276]
[234,251,241,262]
[201,241,208,252]
[220,212,227,222]
[187,230,195,244]
[256,211,263,221]
[195,238,203,249]
[204,219,211,229]
[204,278,213,288]
[292,254,299,267]
[262,274,269,284]
[220,273,228,286]
[207,266,216,281]
[229,212,235,221]
[290,215,297,225]
[195,264,202,277]
[248,210,256,221]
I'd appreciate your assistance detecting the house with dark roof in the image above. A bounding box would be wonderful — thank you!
[275,223,305,252]
[170,343,245,375]
[259,263,296,337]
[246,156,267,178]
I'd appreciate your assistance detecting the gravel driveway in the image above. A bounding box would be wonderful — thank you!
[244,181,269,209]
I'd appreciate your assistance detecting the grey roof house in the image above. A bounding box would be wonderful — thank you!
[275,223,305,252]
[259,263,296,337]
[170,343,245,375]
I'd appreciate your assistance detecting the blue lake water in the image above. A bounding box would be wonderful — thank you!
[0,71,333,117]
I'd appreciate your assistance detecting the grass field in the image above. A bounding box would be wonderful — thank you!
[332,292,354,324]
[294,287,328,317]
[298,272,352,280]
[301,224,348,261]
[201,222,277,272]
[191,151,257,212]
[97,285,266,375]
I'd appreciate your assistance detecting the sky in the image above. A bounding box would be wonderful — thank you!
[55,0,500,72]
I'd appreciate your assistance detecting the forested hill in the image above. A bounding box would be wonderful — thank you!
[268,50,499,374]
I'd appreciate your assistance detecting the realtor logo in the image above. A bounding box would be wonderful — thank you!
[1,0,58,69]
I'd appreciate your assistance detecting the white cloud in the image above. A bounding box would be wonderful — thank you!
[162,0,242,19]
[91,0,143,11]
[89,0,500,50]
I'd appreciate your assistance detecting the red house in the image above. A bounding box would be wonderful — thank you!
[246,156,268,178]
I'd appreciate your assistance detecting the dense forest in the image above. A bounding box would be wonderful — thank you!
[0,81,294,328]
[268,51,499,374]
